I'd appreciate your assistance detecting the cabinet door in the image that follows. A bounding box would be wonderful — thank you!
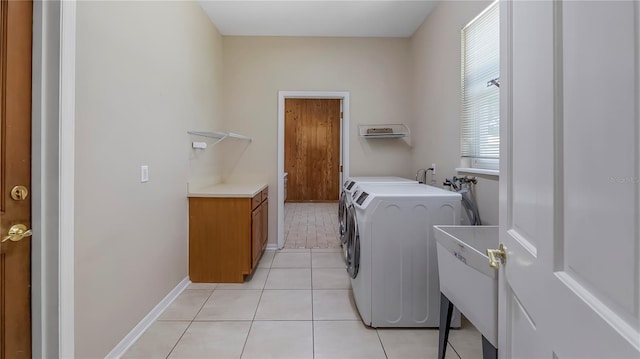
[251,205,263,269]
[261,199,268,249]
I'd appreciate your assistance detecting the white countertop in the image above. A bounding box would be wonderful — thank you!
[188,182,268,198]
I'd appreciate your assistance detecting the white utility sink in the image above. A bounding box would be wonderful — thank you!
[434,225,499,347]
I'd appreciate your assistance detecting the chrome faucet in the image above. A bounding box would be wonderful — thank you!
[416,168,427,184]
[416,167,435,184]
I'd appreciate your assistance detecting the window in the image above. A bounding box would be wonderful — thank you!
[460,1,500,171]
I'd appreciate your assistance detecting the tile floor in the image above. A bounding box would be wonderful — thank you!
[123,249,483,359]
[284,203,341,249]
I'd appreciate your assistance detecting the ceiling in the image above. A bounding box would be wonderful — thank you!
[198,1,439,38]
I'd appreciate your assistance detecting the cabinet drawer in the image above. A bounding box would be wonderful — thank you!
[252,193,262,210]
[261,188,268,202]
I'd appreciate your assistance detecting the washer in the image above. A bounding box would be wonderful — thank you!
[345,183,462,328]
[339,177,417,245]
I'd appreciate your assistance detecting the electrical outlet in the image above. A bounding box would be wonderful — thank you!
[431,163,436,175]
[140,165,149,183]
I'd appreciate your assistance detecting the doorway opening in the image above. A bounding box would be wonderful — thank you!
[277,91,349,248]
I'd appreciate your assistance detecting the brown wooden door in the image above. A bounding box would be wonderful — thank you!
[284,99,341,202]
[0,1,32,357]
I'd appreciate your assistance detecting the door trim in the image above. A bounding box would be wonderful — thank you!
[59,1,76,357]
[32,1,76,357]
[277,91,350,249]
[498,0,513,355]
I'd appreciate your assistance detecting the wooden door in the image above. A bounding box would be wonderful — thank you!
[0,0,32,358]
[497,1,640,357]
[285,99,341,202]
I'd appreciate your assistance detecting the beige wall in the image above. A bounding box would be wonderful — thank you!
[410,0,499,225]
[71,2,504,354]
[74,1,224,357]
[221,37,415,244]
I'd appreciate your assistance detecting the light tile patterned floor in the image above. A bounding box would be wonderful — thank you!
[284,203,342,249]
[124,249,483,359]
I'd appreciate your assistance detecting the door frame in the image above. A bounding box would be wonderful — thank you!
[59,1,76,357]
[277,91,350,249]
[31,1,76,357]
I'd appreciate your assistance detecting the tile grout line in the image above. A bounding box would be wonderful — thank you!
[163,321,193,359]
[310,250,316,359]
[192,286,217,321]
[239,265,269,359]
[448,339,464,359]
[375,329,389,359]
[163,287,216,358]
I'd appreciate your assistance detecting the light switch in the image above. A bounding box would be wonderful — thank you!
[141,165,149,183]
[192,141,207,149]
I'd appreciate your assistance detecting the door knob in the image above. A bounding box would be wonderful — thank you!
[2,224,32,243]
[487,243,506,269]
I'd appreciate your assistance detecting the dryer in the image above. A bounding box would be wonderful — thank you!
[338,177,417,245]
[344,183,461,328]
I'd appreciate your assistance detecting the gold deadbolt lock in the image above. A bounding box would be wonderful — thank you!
[10,185,29,201]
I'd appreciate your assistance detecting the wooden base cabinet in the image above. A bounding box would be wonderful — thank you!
[189,187,268,283]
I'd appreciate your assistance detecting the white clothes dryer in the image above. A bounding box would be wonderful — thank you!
[339,177,417,265]
[345,183,461,328]
[339,177,417,245]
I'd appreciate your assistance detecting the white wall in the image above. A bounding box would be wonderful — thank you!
[222,36,415,244]
[410,0,499,225]
[74,1,224,357]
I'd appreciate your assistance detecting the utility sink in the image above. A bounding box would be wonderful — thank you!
[434,225,499,347]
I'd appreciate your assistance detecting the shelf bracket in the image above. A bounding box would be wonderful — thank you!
[188,131,252,148]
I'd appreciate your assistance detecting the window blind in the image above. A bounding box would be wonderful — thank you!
[461,1,500,170]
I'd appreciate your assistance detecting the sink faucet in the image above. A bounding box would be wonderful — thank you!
[416,167,435,184]
[416,168,427,184]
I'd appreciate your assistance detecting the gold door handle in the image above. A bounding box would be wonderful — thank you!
[486,243,506,269]
[2,224,32,243]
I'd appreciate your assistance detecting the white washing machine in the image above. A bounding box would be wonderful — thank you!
[338,177,417,245]
[344,183,462,328]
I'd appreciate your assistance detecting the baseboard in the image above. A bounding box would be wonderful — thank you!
[105,276,190,359]
[266,243,279,250]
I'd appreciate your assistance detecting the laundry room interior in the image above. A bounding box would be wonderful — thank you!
[20,0,638,358]
[72,1,500,356]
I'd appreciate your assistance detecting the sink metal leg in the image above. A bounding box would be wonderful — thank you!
[482,335,498,359]
[439,294,498,359]
[438,293,454,359]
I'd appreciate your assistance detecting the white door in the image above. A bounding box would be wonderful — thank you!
[498,0,640,357]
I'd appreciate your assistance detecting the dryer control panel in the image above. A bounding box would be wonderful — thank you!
[355,192,369,206]
[352,189,373,208]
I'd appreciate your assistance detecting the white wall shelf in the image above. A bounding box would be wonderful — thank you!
[188,131,252,147]
[358,124,409,138]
